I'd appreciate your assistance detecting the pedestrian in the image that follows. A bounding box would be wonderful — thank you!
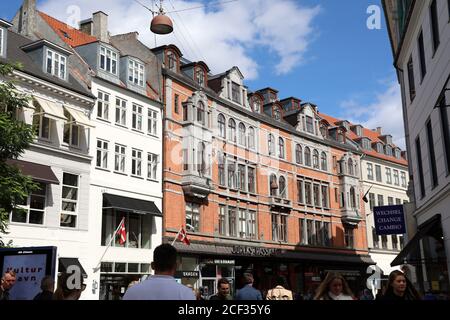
[123,243,196,300]
[209,278,232,300]
[314,272,355,300]
[266,276,293,300]
[359,288,374,300]
[235,273,263,300]
[33,276,55,300]
[53,272,86,300]
[377,270,421,301]
[0,270,17,301]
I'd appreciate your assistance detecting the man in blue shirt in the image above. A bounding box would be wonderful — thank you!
[235,273,263,300]
[123,244,195,300]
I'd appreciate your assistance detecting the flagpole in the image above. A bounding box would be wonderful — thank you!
[93,217,125,273]
[171,227,182,246]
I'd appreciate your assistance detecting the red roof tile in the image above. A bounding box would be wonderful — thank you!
[39,11,98,47]
[318,112,408,166]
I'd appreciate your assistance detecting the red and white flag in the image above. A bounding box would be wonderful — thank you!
[118,218,126,245]
[177,227,190,245]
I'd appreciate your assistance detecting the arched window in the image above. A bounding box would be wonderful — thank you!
[321,152,327,171]
[296,144,303,164]
[270,174,278,196]
[253,99,261,113]
[273,107,281,120]
[239,122,246,146]
[248,127,255,149]
[268,134,275,155]
[348,158,354,176]
[279,138,285,159]
[218,114,226,138]
[350,187,356,208]
[304,147,311,166]
[166,51,177,71]
[279,176,287,199]
[197,101,205,125]
[197,142,206,175]
[313,150,319,169]
[228,119,236,142]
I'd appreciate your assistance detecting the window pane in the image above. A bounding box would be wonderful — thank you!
[62,187,77,201]
[29,211,44,225]
[60,214,76,228]
[11,208,27,223]
[63,174,78,187]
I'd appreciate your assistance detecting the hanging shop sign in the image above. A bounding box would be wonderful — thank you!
[374,205,406,235]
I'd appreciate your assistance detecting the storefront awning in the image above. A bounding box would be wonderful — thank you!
[59,258,88,278]
[103,193,162,216]
[6,159,59,184]
[391,215,442,266]
[64,106,95,128]
[33,96,66,121]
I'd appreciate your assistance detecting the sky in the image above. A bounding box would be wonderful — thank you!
[0,0,405,148]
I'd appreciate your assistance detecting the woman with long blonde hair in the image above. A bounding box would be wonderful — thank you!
[314,272,355,300]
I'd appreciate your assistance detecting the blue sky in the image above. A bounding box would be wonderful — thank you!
[0,0,404,146]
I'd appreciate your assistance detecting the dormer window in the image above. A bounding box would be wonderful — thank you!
[273,107,281,120]
[100,46,118,75]
[252,98,261,113]
[376,143,384,153]
[338,130,345,143]
[231,82,241,104]
[385,145,393,156]
[306,116,314,134]
[320,125,328,138]
[167,51,177,71]
[395,149,401,159]
[46,49,67,80]
[128,59,145,87]
[353,125,362,136]
[195,67,205,86]
[362,138,371,150]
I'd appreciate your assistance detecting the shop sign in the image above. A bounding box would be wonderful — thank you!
[312,277,321,282]
[175,271,200,278]
[231,246,281,257]
[202,259,235,265]
[374,205,406,235]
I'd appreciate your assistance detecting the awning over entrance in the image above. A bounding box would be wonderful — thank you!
[63,106,95,128]
[103,193,162,216]
[391,214,442,266]
[6,159,59,184]
[59,257,88,278]
[33,96,66,121]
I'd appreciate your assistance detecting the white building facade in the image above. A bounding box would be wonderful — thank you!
[384,0,450,293]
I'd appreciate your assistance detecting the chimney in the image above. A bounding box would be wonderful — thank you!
[92,11,108,43]
[17,0,37,38]
[375,127,382,134]
[79,18,93,36]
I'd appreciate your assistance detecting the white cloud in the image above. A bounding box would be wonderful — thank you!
[340,81,406,149]
[39,0,320,80]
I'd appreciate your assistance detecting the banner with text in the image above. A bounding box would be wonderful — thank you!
[373,205,406,235]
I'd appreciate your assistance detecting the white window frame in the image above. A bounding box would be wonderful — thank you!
[148,109,158,136]
[147,153,159,181]
[115,97,127,126]
[186,202,200,232]
[96,139,109,169]
[46,49,66,80]
[386,168,392,184]
[0,28,4,57]
[97,91,110,120]
[401,171,407,188]
[248,127,255,149]
[132,148,142,177]
[33,105,51,141]
[60,173,79,228]
[63,110,80,147]
[128,59,145,87]
[100,46,118,75]
[114,144,126,173]
[132,104,143,131]
[10,183,47,225]
[393,169,400,186]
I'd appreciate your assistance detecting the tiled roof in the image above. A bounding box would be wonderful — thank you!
[39,11,98,47]
[319,112,408,166]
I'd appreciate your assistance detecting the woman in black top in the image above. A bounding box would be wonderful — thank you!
[378,270,421,301]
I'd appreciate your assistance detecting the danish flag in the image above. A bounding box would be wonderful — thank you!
[118,218,126,245]
[177,227,190,245]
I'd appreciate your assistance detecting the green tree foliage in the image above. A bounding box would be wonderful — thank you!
[0,63,38,247]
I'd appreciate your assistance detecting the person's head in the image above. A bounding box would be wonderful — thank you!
[387,270,407,296]
[53,272,86,300]
[40,276,55,293]
[274,276,288,289]
[151,244,178,275]
[243,273,254,286]
[217,278,230,297]
[1,270,16,291]
[314,272,354,299]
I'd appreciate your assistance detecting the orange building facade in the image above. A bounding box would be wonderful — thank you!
[153,45,373,297]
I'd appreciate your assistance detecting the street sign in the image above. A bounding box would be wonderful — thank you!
[373,205,406,235]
